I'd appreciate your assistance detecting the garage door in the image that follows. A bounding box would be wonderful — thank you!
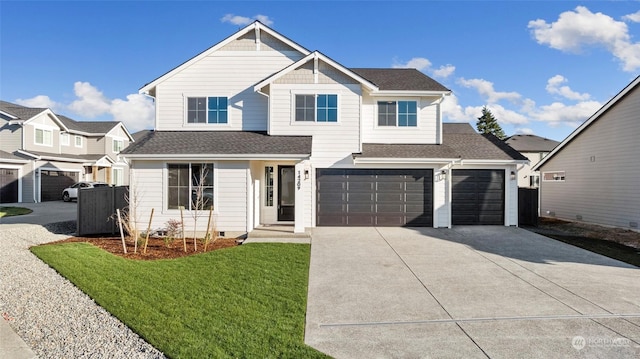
[317,169,433,226]
[0,168,19,203]
[452,169,504,225]
[41,170,78,201]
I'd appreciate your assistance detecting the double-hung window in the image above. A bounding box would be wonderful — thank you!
[187,97,228,124]
[167,163,214,210]
[35,128,53,146]
[75,135,83,147]
[377,100,417,127]
[112,139,124,152]
[61,133,70,146]
[295,94,338,122]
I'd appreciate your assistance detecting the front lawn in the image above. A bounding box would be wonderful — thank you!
[0,206,32,217]
[31,242,328,359]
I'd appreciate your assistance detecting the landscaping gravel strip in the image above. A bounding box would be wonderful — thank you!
[0,222,166,359]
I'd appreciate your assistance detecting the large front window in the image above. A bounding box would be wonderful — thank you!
[378,100,417,127]
[295,94,338,122]
[168,163,214,210]
[187,97,228,124]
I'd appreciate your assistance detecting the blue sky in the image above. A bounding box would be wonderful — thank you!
[1,1,639,140]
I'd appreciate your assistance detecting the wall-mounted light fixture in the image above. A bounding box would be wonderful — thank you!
[304,169,310,180]
[441,169,447,179]
[510,171,516,181]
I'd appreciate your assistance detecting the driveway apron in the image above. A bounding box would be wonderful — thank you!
[305,226,640,358]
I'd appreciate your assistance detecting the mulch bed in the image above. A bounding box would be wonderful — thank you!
[45,236,240,260]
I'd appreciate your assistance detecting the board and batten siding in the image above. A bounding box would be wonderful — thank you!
[269,83,362,168]
[539,85,640,229]
[154,51,303,132]
[130,160,250,235]
[361,94,441,144]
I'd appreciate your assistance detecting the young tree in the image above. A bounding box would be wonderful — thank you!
[190,164,213,251]
[476,106,506,139]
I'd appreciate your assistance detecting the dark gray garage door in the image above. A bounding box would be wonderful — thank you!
[452,169,504,225]
[41,170,78,201]
[317,169,433,226]
[0,168,19,203]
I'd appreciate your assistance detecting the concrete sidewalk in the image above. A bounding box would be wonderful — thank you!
[305,226,640,358]
[0,201,76,225]
[0,318,36,359]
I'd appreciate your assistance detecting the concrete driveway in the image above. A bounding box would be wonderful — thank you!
[0,201,76,225]
[306,226,640,358]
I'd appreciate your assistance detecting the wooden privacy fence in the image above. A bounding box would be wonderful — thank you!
[77,186,128,236]
[518,187,539,226]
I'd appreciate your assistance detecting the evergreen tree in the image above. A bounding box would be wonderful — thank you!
[476,106,506,139]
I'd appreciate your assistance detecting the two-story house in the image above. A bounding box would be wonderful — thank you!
[0,101,133,203]
[122,22,526,235]
[504,134,559,188]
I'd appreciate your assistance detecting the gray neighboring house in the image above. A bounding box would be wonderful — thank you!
[505,134,559,188]
[0,100,134,203]
[533,75,640,230]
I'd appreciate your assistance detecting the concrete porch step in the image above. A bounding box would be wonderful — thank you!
[247,225,310,239]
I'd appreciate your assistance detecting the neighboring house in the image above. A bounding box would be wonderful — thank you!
[121,21,527,236]
[0,101,134,203]
[534,75,640,230]
[505,134,559,188]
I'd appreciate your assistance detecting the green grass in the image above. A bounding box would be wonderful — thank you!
[31,243,329,359]
[0,206,32,217]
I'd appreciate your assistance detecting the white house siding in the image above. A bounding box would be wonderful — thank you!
[361,94,441,144]
[539,87,640,229]
[516,152,544,188]
[86,138,104,155]
[24,114,61,153]
[153,37,304,132]
[131,160,249,236]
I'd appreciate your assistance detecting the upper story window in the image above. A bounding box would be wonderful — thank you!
[295,94,338,122]
[377,100,417,127]
[187,97,228,124]
[35,128,53,146]
[112,139,124,152]
[75,135,83,147]
[60,133,70,146]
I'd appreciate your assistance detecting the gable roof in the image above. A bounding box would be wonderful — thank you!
[140,21,310,95]
[121,131,312,159]
[254,51,379,92]
[504,134,560,152]
[354,123,527,163]
[350,68,450,93]
[533,75,640,171]
[0,101,46,121]
[57,114,122,136]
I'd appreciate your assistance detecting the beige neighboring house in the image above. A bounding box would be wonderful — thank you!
[505,134,559,188]
[0,100,134,203]
[533,75,640,230]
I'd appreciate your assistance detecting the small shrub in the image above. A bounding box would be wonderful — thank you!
[164,219,182,248]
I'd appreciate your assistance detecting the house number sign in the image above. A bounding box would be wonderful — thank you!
[296,170,302,190]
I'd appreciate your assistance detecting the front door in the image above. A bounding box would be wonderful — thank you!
[278,166,295,221]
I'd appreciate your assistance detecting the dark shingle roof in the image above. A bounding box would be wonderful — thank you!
[57,114,119,134]
[0,150,31,161]
[504,134,560,152]
[0,100,47,120]
[355,123,527,161]
[121,131,312,156]
[350,68,450,92]
[132,129,153,142]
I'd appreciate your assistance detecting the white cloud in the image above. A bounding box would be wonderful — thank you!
[221,14,273,26]
[441,93,469,122]
[393,57,431,71]
[432,64,456,79]
[528,6,640,71]
[110,94,155,132]
[529,100,602,127]
[15,95,59,110]
[623,10,640,23]
[441,94,527,125]
[515,128,535,135]
[457,78,521,104]
[68,81,111,117]
[545,75,590,101]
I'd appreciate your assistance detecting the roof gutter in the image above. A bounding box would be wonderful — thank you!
[121,153,311,161]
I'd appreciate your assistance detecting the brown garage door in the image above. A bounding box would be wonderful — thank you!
[452,169,504,225]
[0,168,19,203]
[41,170,78,201]
[317,169,433,226]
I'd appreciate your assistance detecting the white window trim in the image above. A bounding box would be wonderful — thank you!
[112,167,124,186]
[290,91,341,125]
[60,133,70,146]
[112,138,125,153]
[164,162,218,213]
[74,135,83,148]
[34,127,53,147]
[374,98,421,129]
[542,171,565,182]
[183,95,231,127]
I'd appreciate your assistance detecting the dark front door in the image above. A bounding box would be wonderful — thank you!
[278,166,295,221]
[0,168,19,203]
